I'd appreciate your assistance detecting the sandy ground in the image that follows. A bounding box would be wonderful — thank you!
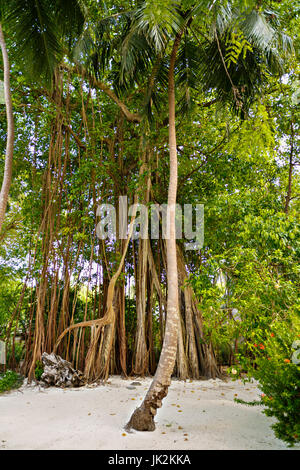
[0,376,298,450]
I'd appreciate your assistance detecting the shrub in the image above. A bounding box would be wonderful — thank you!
[34,360,44,380]
[250,318,300,446]
[0,370,23,393]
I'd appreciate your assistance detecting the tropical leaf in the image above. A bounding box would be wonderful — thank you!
[2,0,84,85]
[194,6,293,115]
[176,35,200,114]
[135,0,183,48]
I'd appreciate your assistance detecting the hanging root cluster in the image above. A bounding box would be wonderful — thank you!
[6,69,221,384]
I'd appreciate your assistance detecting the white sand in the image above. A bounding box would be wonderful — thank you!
[0,376,297,450]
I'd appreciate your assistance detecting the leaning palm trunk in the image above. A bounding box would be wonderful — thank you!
[0,24,14,233]
[126,32,183,431]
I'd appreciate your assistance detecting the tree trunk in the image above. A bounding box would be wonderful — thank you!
[175,309,189,379]
[284,119,294,214]
[116,271,127,377]
[0,24,14,233]
[133,237,149,375]
[126,32,182,431]
[133,148,151,375]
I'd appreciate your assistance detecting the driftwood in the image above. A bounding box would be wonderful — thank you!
[40,352,85,388]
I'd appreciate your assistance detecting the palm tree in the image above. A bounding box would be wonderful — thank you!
[122,0,292,431]
[0,23,14,233]
[126,26,185,431]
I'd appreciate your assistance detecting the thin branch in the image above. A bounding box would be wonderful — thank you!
[62,64,142,123]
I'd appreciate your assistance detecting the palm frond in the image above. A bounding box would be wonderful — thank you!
[240,9,293,56]
[141,54,169,122]
[176,35,200,115]
[118,28,154,87]
[197,34,270,115]
[5,0,62,83]
[240,9,276,52]
[193,4,293,116]
[134,1,183,51]
[3,0,85,85]
[54,0,85,41]
[214,3,239,36]
[73,10,133,78]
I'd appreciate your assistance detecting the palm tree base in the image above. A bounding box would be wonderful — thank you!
[125,404,156,431]
[125,380,171,431]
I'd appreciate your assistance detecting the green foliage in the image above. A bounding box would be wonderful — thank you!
[233,397,262,406]
[250,317,300,446]
[6,342,25,366]
[225,103,275,160]
[190,195,299,445]
[34,360,44,381]
[2,0,85,85]
[0,370,23,393]
[125,298,137,353]
[225,29,253,67]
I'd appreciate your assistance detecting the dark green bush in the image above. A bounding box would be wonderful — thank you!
[34,360,44,380]
[0,370,23,393]
[250,318,300,446]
